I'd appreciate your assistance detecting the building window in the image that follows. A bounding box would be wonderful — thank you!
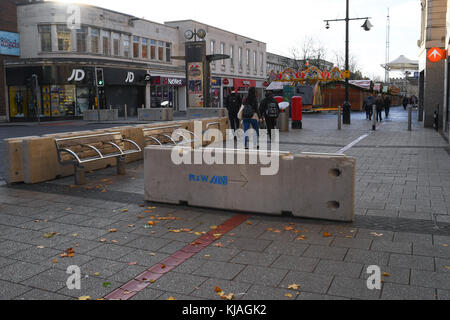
[238,47,243,69]
[246,49,250,68]
[142,38,148,59]
[112,33,120,56]
[260,52,264,74]
[38,25,52,52]
[230,45,234,67]
[90,28,99,54]
[221,42,225,65]
[150,40,156,60]
[254,51,257,72]
[166,42,171,62]
[123,35,130,57]
[133,36,140,58]
[57,25,71,52]
[158,41,164,61]
[210,40,215,54]
[76,26,87,53]
[102,30,110,55]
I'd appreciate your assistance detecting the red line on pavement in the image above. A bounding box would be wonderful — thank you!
[104,214,250,300]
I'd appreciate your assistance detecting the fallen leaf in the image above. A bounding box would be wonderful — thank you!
[167,296,176,300]
[210,226,218,230]
[443,244,449,247]
[147,221,156,226]
[285,293,293,298]
[100,238,107,243]
[296,235,307,241]
[213,243,223,248]
[149,253,156,256]
[284,226,294,231]
[43,232,57,239]
[52,259,58,264]
[93,272,100,277]
[111,240,118,244]
[323,232,333,238]
[246,221,252,225]
[121,209,129,213]
[221,293,234,300]
[78,296,91,301]
[149,279,156,284]
[371,232,384,237]
[128,225,135,228]
[213,233,222,238]
[161,264,166,269]
[383,273,391,277]
[214,286,223,293]
[445,266,450,270]
[102,282,112,288]
[109,229,118,233]
[101,189,107,193]
[37,246,45,249]
[205,255,211,259]
[65,208,72,211]
[288,284,300,290]
[128,262,138,266]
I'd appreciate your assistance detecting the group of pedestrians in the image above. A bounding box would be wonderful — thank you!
[364,93,391,122]
[402,95,418,110]
[226,87,280,149]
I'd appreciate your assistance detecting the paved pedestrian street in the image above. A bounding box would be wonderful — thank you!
[1,107,450,301]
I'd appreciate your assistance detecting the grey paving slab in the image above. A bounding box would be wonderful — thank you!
[280,271,334,295]
[125,236,173,252]
[107,265,147,283]
[81,258,128,278]
[8,246,61,264]
[234,265,288,287]
[271,255,319,273]
[190,278,252,300]
[150,272,208,296]
[192,261,246,281]
[0,261,49,283]
[130,287,165,300]
[0,240,33,257]
[360,265,411,285]
[230,251,279,267]
[314,260,364,278]
[327,276,382,300]
[85,243,136,260]
[389,254,435,271]
[0,280,32,300]
[437,290,450,300]
[57,276,122,299]
[173,258,205,274]
[381,283,436,300]
[244,284,297,300]
[14,288,73,300]
[371,240,412,254]
[413,243,450,259]
[410,270,450,291]
[118,250,169,268]
[344,248,390,266]
[264,240,309,257]
[296,292,349,300]
[22,268,69,292]
[216,236,272,252]
[303,245,348,261]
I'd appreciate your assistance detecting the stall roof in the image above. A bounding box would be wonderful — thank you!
[266,81,293,91]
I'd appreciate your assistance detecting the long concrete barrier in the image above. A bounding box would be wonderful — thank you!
[144,147,356,222]
[2,117,229,185]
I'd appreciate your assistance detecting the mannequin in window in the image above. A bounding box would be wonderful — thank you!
[15,91,24,115]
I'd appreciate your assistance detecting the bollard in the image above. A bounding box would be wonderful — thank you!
[372,105,376,131]
[124,104,128,120]
[408,106,412,131]
[434,108,439,132]
[109,104,112,110]
[338,106,342,130]
[117,156,126,175]
[74,164,86,185]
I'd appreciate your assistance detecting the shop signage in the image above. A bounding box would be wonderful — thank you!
[67,69,86,82]
[234,78,256,88]
[211,77,222,86]
[125,72,135,83]
[164,77,185,86]
[103,68,147,86]
[223,78,230,86]
[427,47,447,63]
[0,31,20,56]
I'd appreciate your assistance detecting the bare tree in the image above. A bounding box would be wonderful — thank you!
[290,36,328,70]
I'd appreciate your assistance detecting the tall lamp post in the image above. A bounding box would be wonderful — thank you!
[324,0,373,125]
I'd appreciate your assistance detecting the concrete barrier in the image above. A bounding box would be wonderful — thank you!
[2,136,37,184]
[144,147,356,222]
[187,108,227,119]
[83,110,119,121]
[138,108,174,121]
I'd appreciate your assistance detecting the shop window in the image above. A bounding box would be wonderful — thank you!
[142,38,148,59]
[260,52,264,75]
[76,26,87,53]
[158,41,164,61]
[166,42,171,63]
[238,47,243,70]
[9,87,31,118]
[253,51,257,73]
[133,36,140,58]
[57,25,71,52]
[102,30,110,56]
[221,43,225,65]
[246,49,250,68]
[91,28,99,53]
[150,40,156,60]
[123,35,130,57]
[230,45,234,68]
[38,25,52,52]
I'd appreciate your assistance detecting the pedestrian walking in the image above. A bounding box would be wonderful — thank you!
[402,96,409,111]
[225,88,242,140]
[259,90,280,141]
[384,94,391,119]
[239,87,261,149]
[364,94,374,120]
[375,94,384,122]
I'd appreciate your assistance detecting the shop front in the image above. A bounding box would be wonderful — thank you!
[150,76,186,111]
[103,68,147,117]
[211,77,222,108]
[6,65,96,121]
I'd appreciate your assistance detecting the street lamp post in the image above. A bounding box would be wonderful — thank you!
[324,0,373,125]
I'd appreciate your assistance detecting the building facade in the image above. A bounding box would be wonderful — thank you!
[266,52,334,75]
[0,0,20,122]
[418,0,450,137]
[4,0,186,121]
[165,20,267,107]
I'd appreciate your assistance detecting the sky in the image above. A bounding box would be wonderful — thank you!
[51,0,421,80]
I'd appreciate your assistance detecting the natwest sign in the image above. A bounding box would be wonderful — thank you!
[151,76,185,86]
[234,78,256,88]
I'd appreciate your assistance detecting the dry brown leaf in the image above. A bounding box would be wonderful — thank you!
[78,296,91,300]
[213,243,223,248]
[288,284,300,290]
[323,232,333,238]
[285,293,293,298]
[109,229,118,233]
[167,296,176,300]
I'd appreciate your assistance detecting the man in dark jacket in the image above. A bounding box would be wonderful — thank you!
[259,91,280,141]
[364,95,375,120]
[375,94,384,122]
[384,94,391,118]
[225,88,242,138]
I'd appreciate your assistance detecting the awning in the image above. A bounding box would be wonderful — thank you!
[266,81,293,91]
[383,55,419,71]
[349,80,372,90]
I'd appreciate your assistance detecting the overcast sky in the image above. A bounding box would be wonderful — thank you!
[53,0,420,80]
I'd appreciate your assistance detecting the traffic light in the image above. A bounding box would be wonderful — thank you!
[96,68,104,87]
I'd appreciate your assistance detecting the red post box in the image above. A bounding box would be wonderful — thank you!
[291,96,303,129]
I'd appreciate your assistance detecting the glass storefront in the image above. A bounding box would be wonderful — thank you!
[150,77,185,110]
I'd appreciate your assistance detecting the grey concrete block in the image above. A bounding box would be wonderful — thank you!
[371,240,412,254]
[331,238,373,250]
[14,288,73,300]
[303,245,348,261]
[345,249,390,266]
[150,272,208,295]
[190,278,252,300]
[0,280,32,300]
[411,270,450,290]
[381,283,436,300]
[0,262,49,283]
[327,276,381,300]
[144,147,356,222]
[192,261,246,280]
[389,254,435,271]
[234,265,288,286]
[271,255,319,273]
[264,241,309,257]
[280,271,334,294]
[230,251,279,267]
[187,108,227,119]
[314,260,364,278]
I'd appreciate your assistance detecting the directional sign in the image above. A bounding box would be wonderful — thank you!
[428,47,447,63]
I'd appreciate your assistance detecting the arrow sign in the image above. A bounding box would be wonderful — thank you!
[428,48,446,63]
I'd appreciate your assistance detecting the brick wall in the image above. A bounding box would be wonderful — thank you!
[0,0,19,119]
